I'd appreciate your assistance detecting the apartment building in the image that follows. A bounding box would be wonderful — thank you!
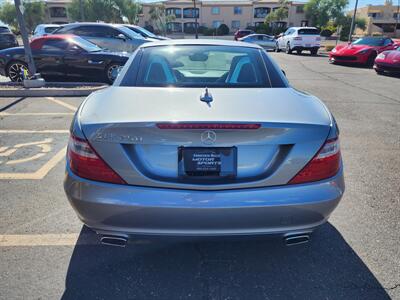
[138,0,309,33]
[44,0,70,24]
[352,0,400,37]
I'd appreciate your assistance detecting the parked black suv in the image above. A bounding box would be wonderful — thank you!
[0,26,18,50]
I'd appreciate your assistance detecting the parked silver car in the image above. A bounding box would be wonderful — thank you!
[64,40,344,247]
[239,34,277,51]
[54,23,155,52]
[32,24,60,38]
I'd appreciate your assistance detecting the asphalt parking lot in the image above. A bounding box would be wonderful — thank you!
[0,52,399,299]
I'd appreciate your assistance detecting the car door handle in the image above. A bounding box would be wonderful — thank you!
[88,60,104,65]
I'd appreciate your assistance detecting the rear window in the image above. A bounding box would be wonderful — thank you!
[0,27,11,33]
[297,28,320,35]
[44,26,58,33]
[124,45,285,88]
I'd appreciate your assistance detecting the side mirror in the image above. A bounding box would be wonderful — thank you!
[281,69,286,77]
[116,33,127,41]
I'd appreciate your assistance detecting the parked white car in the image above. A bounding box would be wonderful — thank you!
[276,27,321,55]
[33,24,60,38]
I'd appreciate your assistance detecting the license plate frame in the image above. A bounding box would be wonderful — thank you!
[178,147,237,178]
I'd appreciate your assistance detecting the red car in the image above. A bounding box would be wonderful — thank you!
[329,37,399,66]
[234,29,254,41]
[374,47,400,75]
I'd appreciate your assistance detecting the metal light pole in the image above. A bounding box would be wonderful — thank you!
[193,0,198,39]
[13,0,36,77]
[395,0,399,38]
[348,0,359,42]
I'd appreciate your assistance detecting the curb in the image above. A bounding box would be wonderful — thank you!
[0,82,107,97]
[0,87,106,97]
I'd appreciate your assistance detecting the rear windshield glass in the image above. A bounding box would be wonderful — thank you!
[133,45,273,88]
[0,27,11,33]
[298,29,320,35]
[44,27,59,33]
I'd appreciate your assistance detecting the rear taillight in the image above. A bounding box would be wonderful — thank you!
[67,134,126,184]
[289,138,341,184]
[293,37,302,41]
[157,123,261,130]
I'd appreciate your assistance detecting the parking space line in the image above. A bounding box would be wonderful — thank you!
[0,130,69,133]
[0,233,80,246]
[0,112,74,116]
[0,146,67,180]
[46,97,77,111]
[0,97,25,112]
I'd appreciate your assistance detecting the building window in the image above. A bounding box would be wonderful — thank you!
[254,7,270,18]
[301,20,308,27]
[49,7,67,18]
[296,5,304,13]
[231,20,240,29]
[394,13,399,19]
[368,12,381,18]
[183,22,197,33]
[234,6,242,15]
[183,8,199,18]
[166,8,182,18]
[212,20,222,28]
[167,22,183,32]
[211,7,220,15]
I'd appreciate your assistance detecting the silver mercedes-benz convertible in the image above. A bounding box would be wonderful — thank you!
[64,39,344,246]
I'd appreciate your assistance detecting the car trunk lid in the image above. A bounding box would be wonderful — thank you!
[79,87,332,190]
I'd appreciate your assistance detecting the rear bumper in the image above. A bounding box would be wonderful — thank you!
[291,45,319,51]
[64,164,345,237]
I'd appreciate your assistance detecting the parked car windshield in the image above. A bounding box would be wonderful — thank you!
[72,36,102,52]
[134,45,274,88]
[116,25,145,40]
[137,27,157,38]
[0,26,11,33]
[298,28,320,35]
[44,26,59,33]
[353,37,385,46]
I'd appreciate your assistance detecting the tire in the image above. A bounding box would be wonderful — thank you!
[310,49,318,56]
[296,49,302,55]
[286,42,292,54]
[375,69,384,75]
[7,61,28,82]
[366,53,377,67]
[275,42,281,52]
[105,63,122,84]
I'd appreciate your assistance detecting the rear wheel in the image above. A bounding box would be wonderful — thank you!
[7,61,28,82]
[296,49,302,55]
[310,49,318,56]
[275,42,281,52]
[366,53,377,67]
[286,42,292,54]
[105,63,122,84]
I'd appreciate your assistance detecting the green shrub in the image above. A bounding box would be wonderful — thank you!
[198,26,207,34]
[320,29,333,37]
[217,24,229,35]
[203,28,217,36]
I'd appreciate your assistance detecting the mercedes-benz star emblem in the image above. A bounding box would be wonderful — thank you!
[201,130,217,145]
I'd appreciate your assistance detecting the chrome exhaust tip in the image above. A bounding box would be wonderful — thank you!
[284,234,310,246]
[100,235,128,247]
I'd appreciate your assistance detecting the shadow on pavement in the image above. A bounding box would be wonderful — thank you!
[62,223,389,299]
